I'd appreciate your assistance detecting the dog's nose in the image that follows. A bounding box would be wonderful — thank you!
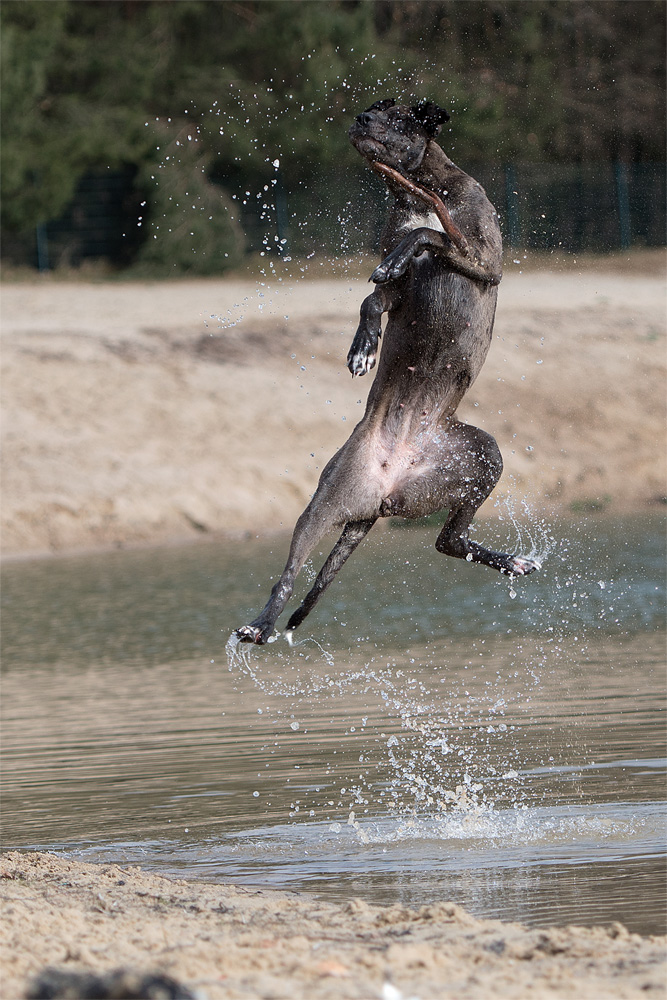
[356,112,373,126]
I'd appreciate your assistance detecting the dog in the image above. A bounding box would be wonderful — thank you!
[235,99,539,645]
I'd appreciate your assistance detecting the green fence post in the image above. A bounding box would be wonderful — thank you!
[275,168,289,255]
[614,162,632,250]
[504,163,520,248]
[36,222,49,272]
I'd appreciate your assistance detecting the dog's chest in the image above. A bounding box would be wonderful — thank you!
[399,209,445,235]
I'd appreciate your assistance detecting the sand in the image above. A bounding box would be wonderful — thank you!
[1,851,665,1000]
[1,251,666,559]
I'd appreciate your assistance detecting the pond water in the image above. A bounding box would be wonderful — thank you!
[2,514,665,935]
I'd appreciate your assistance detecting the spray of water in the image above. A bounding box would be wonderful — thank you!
[225,506,550,834]
[223,487,662,847]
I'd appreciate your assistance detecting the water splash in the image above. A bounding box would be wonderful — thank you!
[492,490,557,568]
[226,623,539,829]
[224,505,667,839]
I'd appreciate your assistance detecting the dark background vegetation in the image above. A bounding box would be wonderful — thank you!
[2,0,665,274]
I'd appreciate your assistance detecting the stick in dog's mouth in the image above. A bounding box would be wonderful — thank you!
[371,161,470,257]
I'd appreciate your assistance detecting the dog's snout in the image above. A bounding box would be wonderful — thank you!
[356,112,374,127]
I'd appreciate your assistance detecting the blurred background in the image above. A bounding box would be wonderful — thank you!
[2,0,665,276]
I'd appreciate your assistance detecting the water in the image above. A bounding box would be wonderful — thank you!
[1,515,665,935]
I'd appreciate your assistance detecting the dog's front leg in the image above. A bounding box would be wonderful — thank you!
[372,228,501,286]
[347,285,395,376]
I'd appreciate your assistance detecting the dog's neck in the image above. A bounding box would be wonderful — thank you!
[412,141,459,195]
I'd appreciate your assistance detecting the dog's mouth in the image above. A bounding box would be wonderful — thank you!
[348,128,386,156]
[348,129,409,181]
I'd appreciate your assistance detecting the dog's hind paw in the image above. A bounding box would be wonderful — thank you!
[235,625,266,644]
[509,555,541,576]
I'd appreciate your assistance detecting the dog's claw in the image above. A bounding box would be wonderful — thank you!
[235,625,265,644]
[347,331,378,377]
[348,352,376,377]
[509,556,541,576]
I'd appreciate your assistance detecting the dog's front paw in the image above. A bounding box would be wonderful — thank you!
[371,261,402,283]
[371,251,410,284]
[347,348,377,377]
[347,333,378,376]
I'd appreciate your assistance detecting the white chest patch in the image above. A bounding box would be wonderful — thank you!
[401,210,445,234]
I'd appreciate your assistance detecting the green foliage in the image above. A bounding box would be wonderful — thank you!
[1,0,664,272]
[134,124,245,275]
[1,0,155,233]
[1,1,70,230]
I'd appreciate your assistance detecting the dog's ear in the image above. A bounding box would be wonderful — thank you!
[409,101,450,137]
[366,98,396,112]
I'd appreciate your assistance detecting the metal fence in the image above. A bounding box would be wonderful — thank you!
[243,161,667,257]
[479,161,666,252]
[7,161,665,271]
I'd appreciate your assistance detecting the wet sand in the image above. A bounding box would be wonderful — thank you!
[1,251,666,559]
[1,851,665,999]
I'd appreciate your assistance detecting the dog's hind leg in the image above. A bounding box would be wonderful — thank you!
[414,421,540,576]
[235,503,340,645]
[436,503,540,576]
[285,518,377,634]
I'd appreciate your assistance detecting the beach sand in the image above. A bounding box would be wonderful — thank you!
[1,851,665,1000]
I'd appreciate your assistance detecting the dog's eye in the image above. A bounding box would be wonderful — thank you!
[389,112,418,135]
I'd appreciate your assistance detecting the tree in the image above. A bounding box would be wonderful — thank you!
[1,0,664,271]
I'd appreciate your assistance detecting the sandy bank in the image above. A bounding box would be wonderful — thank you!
[1,254,665,558]
[1,852,665,999]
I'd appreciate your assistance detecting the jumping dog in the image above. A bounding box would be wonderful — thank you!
[236,99,539,644]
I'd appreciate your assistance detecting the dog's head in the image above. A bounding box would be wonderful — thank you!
[349,99,450,174]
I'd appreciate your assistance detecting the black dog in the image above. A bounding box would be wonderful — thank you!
[236,99,539,644]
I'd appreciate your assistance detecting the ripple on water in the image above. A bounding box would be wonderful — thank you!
[1,516,665,933]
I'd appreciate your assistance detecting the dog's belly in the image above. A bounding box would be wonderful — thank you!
[372,432,433,489]
[341,422,451,519]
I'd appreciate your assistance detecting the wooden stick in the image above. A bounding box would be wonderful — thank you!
[371,161,470,257]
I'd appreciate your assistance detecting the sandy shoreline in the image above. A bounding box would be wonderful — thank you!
[2,253,666,560]
[1,851,665,1000]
